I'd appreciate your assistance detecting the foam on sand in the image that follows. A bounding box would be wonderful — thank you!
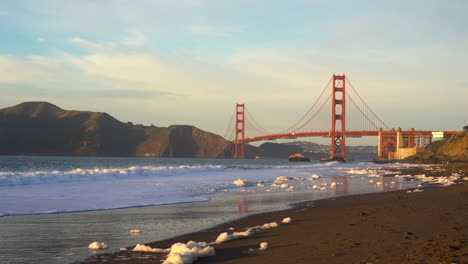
[233,179,248,186]
[214,232,237,243]
[309,174,320,180]
[262,222,278,229]
[130,229,141,234]
[407,189,424,193]
[259,242,269,250]
[397,173,462,186]
[133,244,168,252]
[88,241,107,250]
[281,217,292,223]
[233,230,252,237]
[163,241,215,264]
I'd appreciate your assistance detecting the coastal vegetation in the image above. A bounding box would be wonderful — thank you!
[406,129,468,163]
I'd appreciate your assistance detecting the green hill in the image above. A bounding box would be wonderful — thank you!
[0,102,232,158]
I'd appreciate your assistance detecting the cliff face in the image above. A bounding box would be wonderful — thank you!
[0,102,232,158]
[407,132,468,163]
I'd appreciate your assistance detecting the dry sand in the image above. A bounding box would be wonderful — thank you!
[80,165,468,264]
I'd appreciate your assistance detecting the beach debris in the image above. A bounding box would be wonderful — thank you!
[133,243,168,252]
[130,229,141,234]
[88,241,108,250]
[281,217,292,224]
[163,241,215,264]
[259,242,269,250]
[233,179,248,186]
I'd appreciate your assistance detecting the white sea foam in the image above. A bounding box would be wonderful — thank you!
[214,232,236,243]
[0,165,226,187]
[163,241,214,264]
[259,242,268,250]
[88,241,107,250]
[262,222,278,229]
[233,179,248,186]
[133,244,167,252]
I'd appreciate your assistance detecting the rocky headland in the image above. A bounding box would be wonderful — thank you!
[406,129,468,163]
[0,102,232,158]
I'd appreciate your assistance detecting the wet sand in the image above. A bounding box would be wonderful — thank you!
[80,165,468,264]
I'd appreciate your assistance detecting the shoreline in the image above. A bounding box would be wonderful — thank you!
[79,164,468,264]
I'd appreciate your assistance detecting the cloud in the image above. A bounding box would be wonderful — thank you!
[185,24,243,36]
[70,37,117,52]
[120,30,147,47]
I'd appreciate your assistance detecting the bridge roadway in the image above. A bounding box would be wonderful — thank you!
[236,130,462,143]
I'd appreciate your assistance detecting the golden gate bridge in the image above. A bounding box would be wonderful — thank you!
[224,74,462,159]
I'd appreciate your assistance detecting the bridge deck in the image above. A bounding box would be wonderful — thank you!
[236,130,462,143]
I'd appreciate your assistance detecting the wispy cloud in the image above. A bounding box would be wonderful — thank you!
[185,23,243,36]
[70,37,116,52]
[120,30,147,47]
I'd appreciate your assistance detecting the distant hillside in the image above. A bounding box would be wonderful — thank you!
[406,131,468,163]
[0,102,232,158]
[247,141,377,160]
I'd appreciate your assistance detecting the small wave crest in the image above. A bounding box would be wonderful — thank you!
[0,165,226,187]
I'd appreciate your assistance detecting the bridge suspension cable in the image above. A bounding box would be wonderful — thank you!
[292,92,332,132]
[223,109,235,140]
[244,106,272,135]
[346,78,390,130]
[279,76,333,133]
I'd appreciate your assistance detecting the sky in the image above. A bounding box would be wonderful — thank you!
[0,0,467,145]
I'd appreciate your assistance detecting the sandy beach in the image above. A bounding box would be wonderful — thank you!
[80,164,468,264]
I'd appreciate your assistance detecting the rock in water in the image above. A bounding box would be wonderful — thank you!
[288,153,310,162]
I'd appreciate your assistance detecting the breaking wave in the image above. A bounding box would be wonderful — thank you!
[0,165,226,187]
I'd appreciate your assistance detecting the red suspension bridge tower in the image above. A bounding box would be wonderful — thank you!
[233,103,245,159]
[330,74,346,159]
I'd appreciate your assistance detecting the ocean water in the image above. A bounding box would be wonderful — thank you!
[0,156,420,264]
